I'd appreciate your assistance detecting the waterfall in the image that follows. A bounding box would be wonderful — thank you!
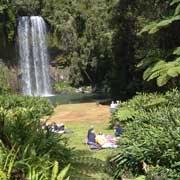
[18,16,52,96]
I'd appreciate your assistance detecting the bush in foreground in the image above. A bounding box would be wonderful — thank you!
[109,89,180,179]
[0,96,72,179]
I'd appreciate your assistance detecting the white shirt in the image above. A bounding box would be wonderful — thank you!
[110,103,116,109]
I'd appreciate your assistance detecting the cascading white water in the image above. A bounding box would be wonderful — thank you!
[18,16,52,96]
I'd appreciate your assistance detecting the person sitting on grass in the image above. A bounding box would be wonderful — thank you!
[114,122,125,137]
[86,127,101,150]
[87,125,94,141]
[87,129,96,145]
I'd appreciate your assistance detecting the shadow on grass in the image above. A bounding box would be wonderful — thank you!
[69,149,113,180]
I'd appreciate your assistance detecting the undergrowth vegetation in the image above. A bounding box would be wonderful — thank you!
[0,96,71,179]
[53,82,76,94]
[109,89,180,179]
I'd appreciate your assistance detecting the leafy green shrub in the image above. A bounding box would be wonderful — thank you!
[0,96,72,179]
[110,89,180,127]
[109,89,180,179]
[0,142,70,180]
[164,89,180,108]
[0,95,53,117]
[146,166,180,180]
[109,92,167,127]
[0,63,12,95]
[1,106,71,164]
[0,82,10,95]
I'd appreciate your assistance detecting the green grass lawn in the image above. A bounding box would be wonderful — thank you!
[63,121,119,180]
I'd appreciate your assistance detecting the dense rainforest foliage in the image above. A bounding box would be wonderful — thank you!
[0,96,72,179]
[107,1,180,179]
[0,0,179,98]
[109,89,180,179]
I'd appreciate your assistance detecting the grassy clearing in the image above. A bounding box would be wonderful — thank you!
[48,103,118,179]
[63,121,118,180]
[48,102,109,123]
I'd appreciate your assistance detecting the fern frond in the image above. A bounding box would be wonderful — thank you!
[167,67,180,77]
[149,19,172,34]
[173,47,180,55]
[157,74,170,87]
[138,22,157,35]
[170,0,180,6]
[143,60,165,80]
[139,15,180,35]
[137,57,160,68]
[175,3,180,15]
[115,108,137,121]
[143,58,180,86]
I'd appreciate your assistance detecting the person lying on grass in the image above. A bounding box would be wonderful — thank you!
[43,122,73,134]
[113,122,125,137]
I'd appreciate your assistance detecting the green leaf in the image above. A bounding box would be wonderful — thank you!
[149,19,172,34]
[140,16,180,35]
[51,161,59,180]
[175,57,180,62]
[146,70,161,81]
[167,67,180,77]
[57,164,70,180]
[137,57,159,68]
[0,170,6,180]
[143,61,165,80]
[175,3,180,15]
[138,22,157,35]
[0,5,7,14]
[135,175,146,180]
[143,66,154,80]
[157,74,169,87]
[173,47,180,55]
[116,108,137,121]
[170,0,180,6]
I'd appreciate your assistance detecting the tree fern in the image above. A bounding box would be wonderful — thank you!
[139,0,180,35]
[139,15,180,35]
[138,22,157,35]
[115,108,137,122]
[137,0,180,87]
[157,74,170,86]
[149,19,173,34]
[143,58,180,86]
[138,0,180,87]
[143,60,165,80]
[167,66,180,77]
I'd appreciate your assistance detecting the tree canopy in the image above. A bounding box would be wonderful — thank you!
[0,0,180,97]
